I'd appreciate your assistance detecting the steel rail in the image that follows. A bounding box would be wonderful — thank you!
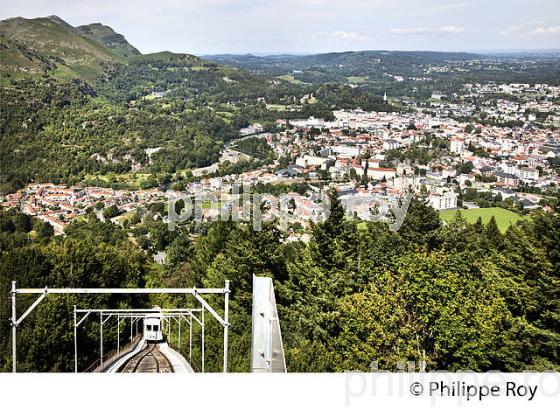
[132,344,156,373]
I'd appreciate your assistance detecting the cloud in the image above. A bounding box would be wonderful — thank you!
[428,1,475,13]
[529,26,560,35]
[390,26,465,36]
[320,30,370,41]
[500,21,543,36]
[500,21,560,36]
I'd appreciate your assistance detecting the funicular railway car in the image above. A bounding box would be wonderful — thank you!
[144,315,163,342]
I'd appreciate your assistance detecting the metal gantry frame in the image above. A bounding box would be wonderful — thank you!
[9,281,230,373]
[73,308,203,372]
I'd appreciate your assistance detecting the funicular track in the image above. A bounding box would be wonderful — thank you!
[119,343,174,373]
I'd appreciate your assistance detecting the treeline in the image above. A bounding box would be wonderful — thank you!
[315,84,397,113]
[209,52,560,97]
[96,58,310,105]
[235,137,274,160]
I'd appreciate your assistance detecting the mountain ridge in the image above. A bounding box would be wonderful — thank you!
[0,16,206,83]
[75,22,141,58]
[0,16,123,81]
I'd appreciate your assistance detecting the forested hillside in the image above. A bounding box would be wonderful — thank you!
[1,195,559,371]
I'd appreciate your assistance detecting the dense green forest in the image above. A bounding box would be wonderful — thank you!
[1,193,559,371]
[0,78,230,191]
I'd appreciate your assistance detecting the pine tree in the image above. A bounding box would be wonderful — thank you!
[311,190,347,269]
[474,216,484,233]
[398,197,441,251]
[485,216,503,249]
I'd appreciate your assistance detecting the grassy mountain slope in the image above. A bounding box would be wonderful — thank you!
[75,23,141,58]
[46,15,75,32]
[0,16,208,84]
[0,17,123,82]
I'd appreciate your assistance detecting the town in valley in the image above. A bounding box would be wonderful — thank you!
[3,82,559,248]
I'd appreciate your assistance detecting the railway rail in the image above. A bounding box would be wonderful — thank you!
[119,343,174,373]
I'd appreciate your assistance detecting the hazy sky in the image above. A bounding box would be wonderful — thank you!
[1,0,559,55]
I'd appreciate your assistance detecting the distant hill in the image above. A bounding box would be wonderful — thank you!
[129,50,201,64]
[75,23,141,58]
[206,50,485,78]
[0,16,123,81]
[206,50,484,67]
[205,50,560,90]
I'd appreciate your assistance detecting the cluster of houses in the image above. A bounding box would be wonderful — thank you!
[1,183,167,235]
[180,92,558,231]
[221,84,558,223]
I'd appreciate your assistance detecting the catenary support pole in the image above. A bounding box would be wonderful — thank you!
[223,280,230,373]
[6,286,228,372]
[202,306,204,373]
[117,314,120,355]
[178,317,181,349]
[74,305,77,373]
[11,281,17,373]
[100,314,103,365]
[189,315,192,361]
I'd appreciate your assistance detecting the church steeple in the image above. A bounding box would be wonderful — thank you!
[383,91,387,102]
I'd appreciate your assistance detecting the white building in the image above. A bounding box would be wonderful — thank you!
[369,168,397,180]
[383,139,401,151]
[518,167,539,181]
[450,137,464,154]
[332,145,361,157]
[295,155,332,169]
[430,191,458,210]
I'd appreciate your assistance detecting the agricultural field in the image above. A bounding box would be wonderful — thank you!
[439,207,529,233]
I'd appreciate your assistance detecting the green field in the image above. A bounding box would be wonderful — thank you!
[83,173,154,189]
[439,207,528,233]
[141,93,159,100]
[276,74,303,84]
[201,200,222,210]
[347,76,368,84]
[189,66,211,71]
[266,104,289,111]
